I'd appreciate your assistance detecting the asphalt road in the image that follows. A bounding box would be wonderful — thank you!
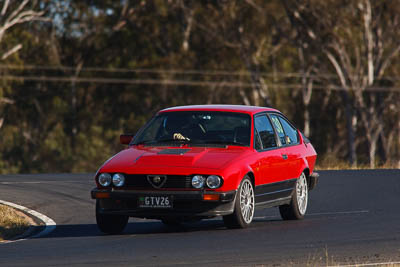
[0,170,399,266]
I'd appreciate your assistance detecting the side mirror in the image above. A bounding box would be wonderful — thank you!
[299,130,310,144]
[120,134,134,145]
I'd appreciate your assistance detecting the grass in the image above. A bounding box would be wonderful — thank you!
[315,154,400,170]
[0,204,31,241]
[302,247,400,267]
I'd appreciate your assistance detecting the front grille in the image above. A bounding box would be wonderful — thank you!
[124,174,192,189]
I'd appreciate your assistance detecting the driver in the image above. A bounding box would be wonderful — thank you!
[164,115,191,141]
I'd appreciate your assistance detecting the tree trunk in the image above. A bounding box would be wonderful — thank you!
[240,47,271,107]
[304,106,310,137]
[181,5,194,52]
[298,47,313,137]
[69,62,83,151]
[398,119,400,168]
[341,91,357,167]
[379,130,390,165]
[369,138,377,168]
[239,89,251,106]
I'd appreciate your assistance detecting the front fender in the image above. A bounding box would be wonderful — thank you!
[219,160,256,192]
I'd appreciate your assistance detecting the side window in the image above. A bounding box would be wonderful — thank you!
[254,131,262,150]
[270,115,286,145]
[254,115,277,150]
[278,116,299,145]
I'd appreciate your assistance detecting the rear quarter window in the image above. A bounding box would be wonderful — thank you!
[270,114,299,146]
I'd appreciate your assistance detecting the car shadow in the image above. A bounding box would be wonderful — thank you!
[31,219,224,239]
[30,216,286,239]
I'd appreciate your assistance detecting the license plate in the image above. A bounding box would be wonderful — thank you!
[138,196,173,208]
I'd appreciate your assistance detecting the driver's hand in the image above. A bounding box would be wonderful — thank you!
[173,133,190,141]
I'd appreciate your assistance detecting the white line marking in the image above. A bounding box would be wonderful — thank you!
[254,210,369,220]
[0,182,45,184]
[0,199,56,242]
[254,215,277,219]
[328,261,400,267]
[307,210,369,216]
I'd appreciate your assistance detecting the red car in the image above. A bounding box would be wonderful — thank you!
[91,105,318,234]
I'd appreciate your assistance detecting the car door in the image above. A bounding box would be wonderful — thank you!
[269,114,303,180]
[253,114,288,186]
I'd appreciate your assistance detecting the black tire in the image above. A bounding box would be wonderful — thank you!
[279,172,308,220]
[223,175,255,229]
[96,200,129,234]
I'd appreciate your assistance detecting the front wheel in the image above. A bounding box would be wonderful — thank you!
[96,200,129,234]
[279,172,308,220]
[223,176,255,229]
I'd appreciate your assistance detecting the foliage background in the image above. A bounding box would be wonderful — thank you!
[0,0,399,174]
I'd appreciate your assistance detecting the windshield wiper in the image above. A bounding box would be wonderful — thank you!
[133,139,192,147]
[132,140,154,145]
[195,140,248,147]
[156,138,191,143]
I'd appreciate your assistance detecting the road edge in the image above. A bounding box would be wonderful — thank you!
[0,200,56,242]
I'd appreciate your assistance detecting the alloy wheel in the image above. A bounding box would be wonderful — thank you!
[240,179,254,224]
[296,172,308,215]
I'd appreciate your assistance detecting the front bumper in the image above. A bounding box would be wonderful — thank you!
[91,188,236,219]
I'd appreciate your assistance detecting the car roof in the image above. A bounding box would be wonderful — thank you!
[159,105,280,115]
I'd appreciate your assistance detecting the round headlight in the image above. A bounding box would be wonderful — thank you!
[206,175,222,189]
[112,173,125,187]
[98,173,111,187]
[192,175,205,189]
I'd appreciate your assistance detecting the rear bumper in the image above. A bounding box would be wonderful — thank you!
[91,188,236,218]
[309,172,319,191]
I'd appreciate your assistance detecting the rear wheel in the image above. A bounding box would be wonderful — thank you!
[96,200,129,234]
[223,176,254,229]
[279,172,308,220]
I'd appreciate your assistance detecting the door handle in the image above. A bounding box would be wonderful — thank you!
[282,154,288,160]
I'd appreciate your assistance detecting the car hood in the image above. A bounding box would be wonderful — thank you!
[100,145,251,173]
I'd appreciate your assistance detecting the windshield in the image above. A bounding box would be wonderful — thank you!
[133,111,251,146]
